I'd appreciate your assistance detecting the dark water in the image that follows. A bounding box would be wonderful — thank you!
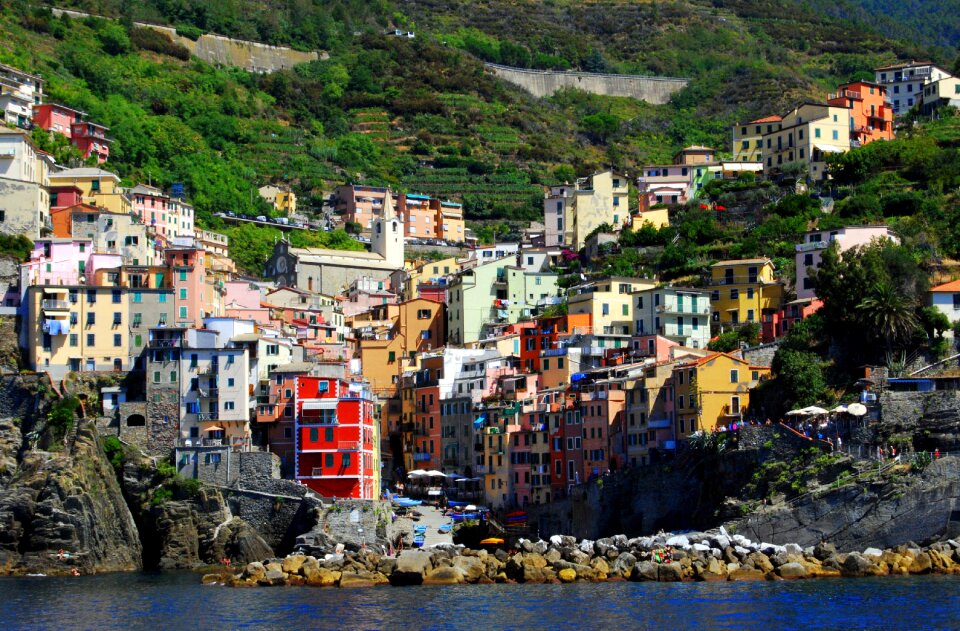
[1,571,959,630]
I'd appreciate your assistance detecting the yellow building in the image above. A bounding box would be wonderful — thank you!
[760,103,850,181]
[673,352,770,438]
[630,207,670,231]
[25,284,131,378]
[732,116,782,162]
[393,256,462,301]
[571,170,630,249]
[568,277,656,337]
[259,185,297,214]
[48,167,130,214]
[706,258,783,332]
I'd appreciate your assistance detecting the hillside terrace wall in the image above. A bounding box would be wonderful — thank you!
[485,63,688,104]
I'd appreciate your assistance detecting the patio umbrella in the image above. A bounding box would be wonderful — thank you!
[803,406,829,415]
[785,409,807,416]
[847,403,868,417]
[205,426,224,432]
[426,470,447,477]
[408,469,428,476]
[465,505,477,511]
[831,405,848,413]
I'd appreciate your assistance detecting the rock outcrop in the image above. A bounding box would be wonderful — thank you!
[0,419,142,575]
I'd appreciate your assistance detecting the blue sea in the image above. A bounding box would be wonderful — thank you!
[1,571,958,630]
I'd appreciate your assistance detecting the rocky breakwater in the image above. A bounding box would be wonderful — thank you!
[206,528,960,587]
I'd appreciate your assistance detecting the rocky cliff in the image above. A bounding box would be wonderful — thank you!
[0,418,142,575]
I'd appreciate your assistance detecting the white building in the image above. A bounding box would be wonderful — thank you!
[874,61,952,116]
[0,127,50,238]
[795,226,898,300]
[919,76,960,116]
[633,286,712,350]
[0,63,43,129]
[929,280,960,338]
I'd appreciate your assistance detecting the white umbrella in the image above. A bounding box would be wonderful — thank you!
[831,405,848,413]
[465,504,477,511]
[847,403,868,417]
[408,469,428,476]
[426,470,447,477]
[803,406,829,415]
[785,409,807,416]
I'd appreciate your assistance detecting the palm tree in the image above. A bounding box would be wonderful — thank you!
[857,281,919,355]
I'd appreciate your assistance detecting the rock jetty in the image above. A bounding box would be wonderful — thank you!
[206,528,960,587]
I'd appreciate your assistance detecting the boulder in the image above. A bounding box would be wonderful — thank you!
[243,561,266,582]
[658,562,683,582]
[728,567,767,581]
[303,565,341,587]
[522,553,548,570]
[813,541,836,561]
[635,560,659,581]
[746,552,774,574]
[281,555,306,575]
[909,552,933,575]
[698,557,727,582]
[453,556,486,583]
[423,566,465,585]
[558,568,577,583]
[612,552,637,579]
[262,569,286,586]
[390,550,433,586]
[842,553,873,577]
[377,557,397,576]
[783,543,803,556]
[665,535,689,548]
[265,562,283,574]
[339,570,384,588]
[863,547,884,559]
[589,557,610,578]
[777,562,807,579]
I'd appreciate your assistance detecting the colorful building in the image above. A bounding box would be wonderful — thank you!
[732,116,782,162]
[0,62,43,129]
[795,225,898,300]
[673,352,769,438]
[0,127,51,239]
[48,168,129,215]
[825,81,893,147]
[633,286,711,349]
[706,258,784,333]
[258,185,297,214]
[874,61,952,116]
[294,375,379,499]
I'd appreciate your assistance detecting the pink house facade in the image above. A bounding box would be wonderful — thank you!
[795,225,898,299]
[129,184,196,245]
[165,247,205,327]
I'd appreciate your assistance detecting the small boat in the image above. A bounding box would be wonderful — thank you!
[450,512,480,522]
[438,523,453,533]
[392,497,423,508]
[447,500,467,507]
[479,537,505,546]
[413,535,426,548]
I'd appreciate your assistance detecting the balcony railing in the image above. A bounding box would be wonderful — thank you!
[795,241,828,253]
[413,452,431,462]
[41,299,70,311]
[338,441,360,451]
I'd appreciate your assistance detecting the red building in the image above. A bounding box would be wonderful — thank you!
[70,120,111,163]
[33,103,84,138]
[761,298,823,342]
[295,375,377,499]
[49,185,84,211]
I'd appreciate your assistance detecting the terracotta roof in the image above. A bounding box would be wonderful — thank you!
[749,115,782,123]
[930,280,960,292]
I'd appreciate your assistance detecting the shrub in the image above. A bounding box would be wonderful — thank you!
[102,436,124,472]
[175,24,203,41]
[130,27,191,61]
[151,487,173,506]
[98,23,131,55]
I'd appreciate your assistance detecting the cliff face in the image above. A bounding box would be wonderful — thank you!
[0,419,142,575]
[734,456,960,549]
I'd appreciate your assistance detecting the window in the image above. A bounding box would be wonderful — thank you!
[677,395,684,409]
[602,303,609,316]
[746,288,754,299]
[111,290,121,304]
[113,312,122,325]
[87,312,96,325]
[179,307,188,319]
[832,130,839,140]
[153,371,160,383]
[730,396,741,415]
[87,333,95,346]
[730,289,739,300]
[69,334,78,347]
[159,293,167,303]
[224,401,235,411]
[953,294,960,310]
[179,270,187,281]
[179,288,187,300]
[87,290,97,304]
[417,309,432,319]
[325,454,334,468]
[113,334,122,347]
[388,351,396,363]
[342,453,351,468]
[730,369,739,383]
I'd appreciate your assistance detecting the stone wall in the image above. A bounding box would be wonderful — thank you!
[485,63,688,104]
[741,341,781,368]
[879,390,960,451]
[50,8,322,73]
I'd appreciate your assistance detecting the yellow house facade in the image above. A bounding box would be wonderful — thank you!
[48,167,130,214]
[707,258,783,332]
[568,277,656,337]
[395,256,462,301]
[572,170,629,249]
[760,104,850,181]
[673,352,769,438]
[25,284,131,378]
[630,207,670,231]
[732,116,782,162]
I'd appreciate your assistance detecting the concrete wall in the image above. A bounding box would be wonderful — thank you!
[50,8,323,73]
[485,63,688,104]
[740,341,780,368]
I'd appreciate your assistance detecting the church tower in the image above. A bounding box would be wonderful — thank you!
[371,190,404,268]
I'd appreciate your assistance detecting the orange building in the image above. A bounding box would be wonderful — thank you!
[826,81,893,147]
[358,298,447,396]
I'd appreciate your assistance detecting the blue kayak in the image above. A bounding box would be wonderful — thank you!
[393,498,423,507]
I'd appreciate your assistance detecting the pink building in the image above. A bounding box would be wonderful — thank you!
[49,185,84,211]
[224,280,262,309]
[129,184,195,245]
[70,120,111,164]
[32,103,83,138]
[340,276,398,317]
[21,238,93,287]
[402,194,435,239]
[761,298,823,342]
[164,247,206,327]
[630,335,680,362]
[795,225,898,299]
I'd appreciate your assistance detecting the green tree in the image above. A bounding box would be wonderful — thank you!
[771,348,827,409]
[580,112,620,143]
[857,281,920,354]
[98,23,130,55]
[919,306,951,340]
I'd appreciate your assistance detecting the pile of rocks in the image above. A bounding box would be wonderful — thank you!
[206,528,960,587]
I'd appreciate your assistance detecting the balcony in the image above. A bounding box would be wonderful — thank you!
[150,338,181,348]
[41,299,70,312]
[474,464,489,475]
[198,388,219,399]
[199,363,219,375]
[704,275,767,286]
[656,302,710,316]
[795,241,828,253]
[197,412,218,421]
[413,452,431,462]
[338,441,360,451]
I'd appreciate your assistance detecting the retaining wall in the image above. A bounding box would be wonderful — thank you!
[485,63,688,104]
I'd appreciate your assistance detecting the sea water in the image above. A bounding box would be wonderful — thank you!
[1,571,958,630]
